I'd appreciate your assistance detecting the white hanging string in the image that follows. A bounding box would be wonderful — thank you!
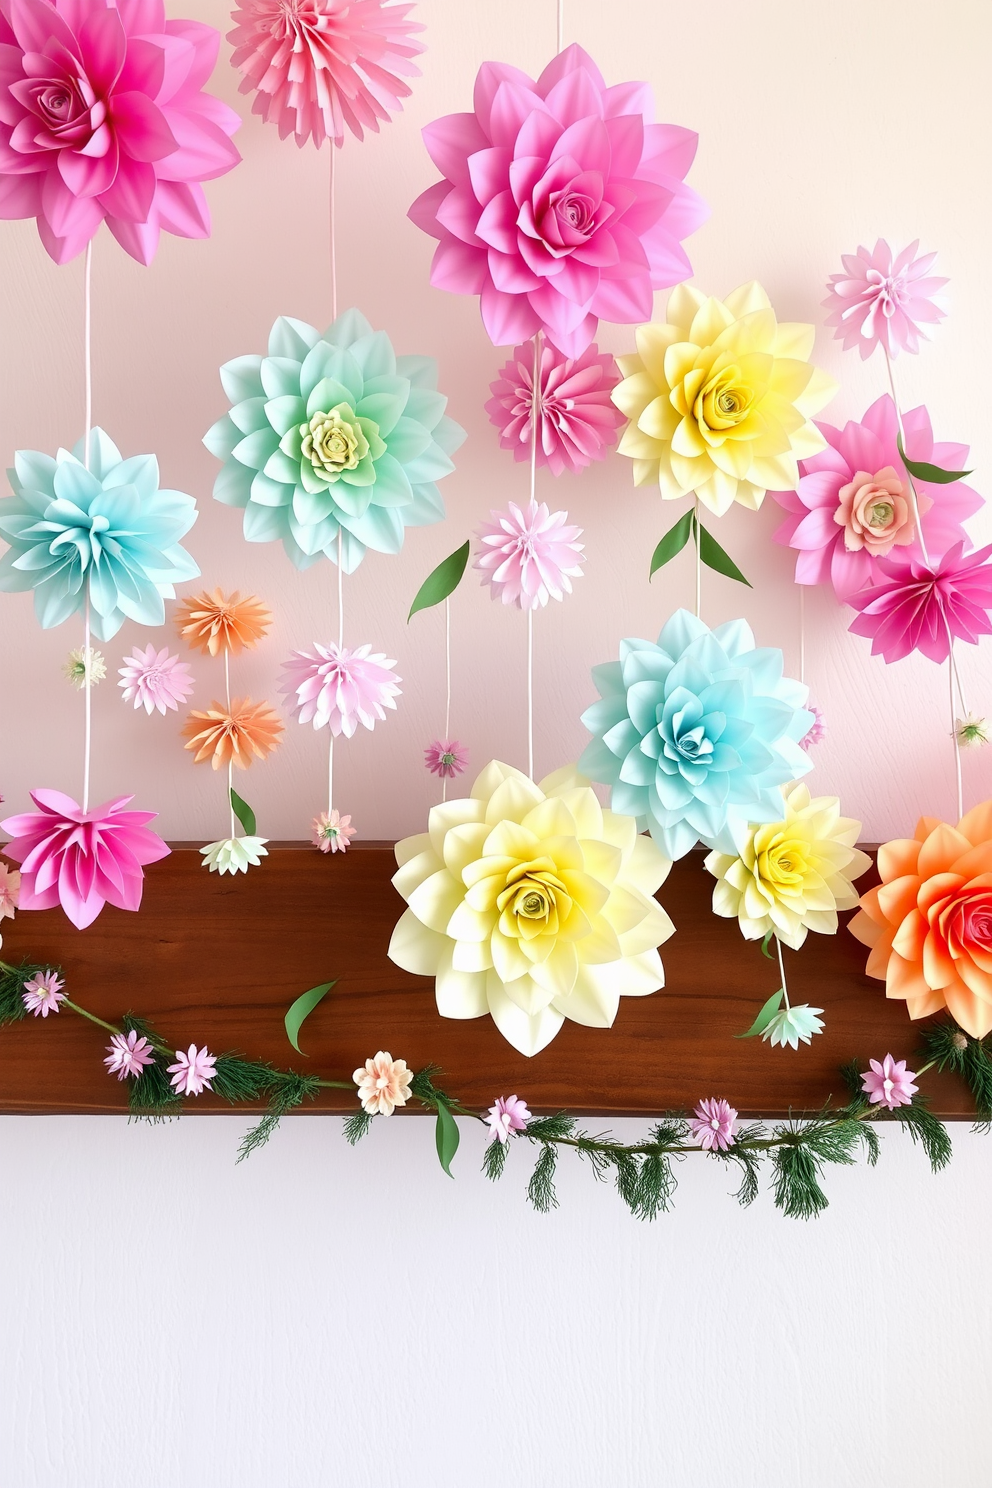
[526,333,540,779]
[329,528,344,813]
[442,596,452,802]
[81,241,93,814]
[949,639,963,822]
[556,0,564,51]
[693,498,701,619]
[224,652,236,838]
[776,935,791,1010]
[329,144,338,323]
[799,584,806,686]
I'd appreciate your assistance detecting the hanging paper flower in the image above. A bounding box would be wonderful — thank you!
[353,1051,413,1116]
[0,0,240,265]
[228,0,424,149]
[204,309,465,574]
[847,541,992,664]
[850,802,992,1038]
[118,646,193,716]
[62,647,106,689]
[800,704,826,751]
[408,44,707,358]
[0,790,168,929]
[22,969,65,1017]
[772,396,982,599]
[168,1044,217,1097]
[824,240,947,359]
[579,610,813,860]
[388,761,674,1058]
[0,863,19,921]
[762,1005,824,1049]
[175,589,272,657]
[475,500,584,609]
[280,643,400,735]
[0,431,199,640]
[104,1030,156,1081]
[612,283,837,516]
[485,1095,532,1144]
[955,714,990,750]
[689,1098,737,1151]
[705,785,871,950]
[861,1056,918,1111]
[200,836,269,875]
[311,810,355,853]
[485,342,624,475]
[424,740,468,779]
[182,699,284,770]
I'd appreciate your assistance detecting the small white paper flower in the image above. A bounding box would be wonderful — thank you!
[954,713,990,750]
[199,836,269,875]
[762,1005,824,1050]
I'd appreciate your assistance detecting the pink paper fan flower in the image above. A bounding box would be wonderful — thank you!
[772,395,982,599]
[861,1055,918,1111]
[22,969,64,1017]
[104,1029,155,1080]
[424,740,468,779]
[0,0,241,265]
[484,1094,531,1144]
[228,0,424,149]
[280,642,401,737]
[800,703,826,751]
[167,1043,216,1097]
[475,499,584,610]
[118,645,193,716]
[409,44,707,358]
[824,239,947,359]
[0,789,170,930]
[486,341,624,476]
[311,808,355,853]
[848,541,992,664]
[688,1097,738,1151]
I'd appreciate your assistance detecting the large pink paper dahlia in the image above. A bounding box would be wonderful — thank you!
[280,641,401,736]
[408,44,707,358]
[824,239,947,359]
[847,541,992,664]
[0,0,241,264]
[485,340,623,475]
[0,789,169,929]
[475,499,584,609]
[228,0,423,149]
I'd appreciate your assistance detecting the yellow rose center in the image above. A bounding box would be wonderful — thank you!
[697,366,754,433]
[495,858,572,941]
[754,833,810,889]
[300,403,372,482]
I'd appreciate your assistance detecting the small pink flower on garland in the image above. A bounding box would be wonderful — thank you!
[861,1056,918,1111]
[475,500,584,610]
[104,1031,156,1081]
[312,810,356,854]
[353,1052,412,1116]
[424,740,468,780]
[484,1095,532,1145]
[22,970,64,1018]
[689,1098,738,1151]
[168,1045,217,1097]
[486,342,624,476]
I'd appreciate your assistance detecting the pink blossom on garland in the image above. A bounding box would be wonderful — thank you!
[0,790,169,930]
[485,341,624,476]
[353,1051,412,1116]
[688,1097,738,1151]
[311,809,355,853]
[475,499,584,610]
[22,969,64,1017]
[104,1029,155,1080]
[800,704,826,751]
[118,645,193,716]
[824,240,947,359]
[860,1055,918,1111]
[280,642,401,737]
[168,1043,216,1097]
[484,1094,532,1144]
[424,740,468,779]
[847,541,992,664]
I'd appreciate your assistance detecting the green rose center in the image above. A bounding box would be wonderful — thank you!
[867,500,894,528]
[300,404,374,483]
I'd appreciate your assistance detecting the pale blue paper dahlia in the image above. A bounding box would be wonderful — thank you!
[0,430,199,640]
[204,309,465,573]
[579,610,814,859]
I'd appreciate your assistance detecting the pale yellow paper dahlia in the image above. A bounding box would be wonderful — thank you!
[388,761,674,1056]
[613,282,837,515]
[705,784,871,950]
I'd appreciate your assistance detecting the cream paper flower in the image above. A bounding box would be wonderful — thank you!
[613,282,837,515]
[388,761,674,1056]
[705,784,871,950]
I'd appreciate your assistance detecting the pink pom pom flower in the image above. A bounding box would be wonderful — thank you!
[861,1055,918,1111]
[280,642,401,737]
[167,1043,216,1097]
[22,969,64,1017]
[475,499,584,610]
[409,44,707,358]
[0,0,241,265]
[228,0,424,149]
[0,789,169,930]
[104,1029,155,1080]
[688,1097,738,1152]
[424,740,468,779]
[484,1094,532,1144]
[118,645,193,716]
[847,541,992,664]
[486,341,624,476]
[824,240,947,359]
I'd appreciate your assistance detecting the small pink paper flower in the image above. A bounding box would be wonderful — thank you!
[486,342,624,476]
[281,643,401,737]
[353,1051,413,1116]
[800,704,827,751]
[0,863,19,921]
[104,1030,156,1081]
[824,240,947,359]
[848,541,992,664]
[689,1097,738,1151]
[312,809,355,853]
[861,1055,918,1110]
[22,970,64,1018]
[424,741,468,779]
[118,646,194,716]
[475,500,584,610]
[167,1044,217,1097]
[485,1094,532,1144]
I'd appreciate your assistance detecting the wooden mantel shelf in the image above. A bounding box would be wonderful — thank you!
[0,844,971,1118]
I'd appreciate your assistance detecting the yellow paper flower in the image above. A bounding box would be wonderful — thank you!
[388,761,675,1056]
[705,784,871,949]
[613,282,837,515]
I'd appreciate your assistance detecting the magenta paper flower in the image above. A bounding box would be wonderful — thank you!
[0,789,169,929]
[824,240,947,359]
[772,395,982,600]
[0,0,241,265]
[424,740,468,779]
[800,704,826,751]
[484,1094,532,1144]
[21,968,64,1017]
[861,1054,918,1111]
[408,44,707,358]
[311,808,355,853]
[118,644,193,716]
[167,1043,216,1096]
[280,642,401,737]
[104,1029,155,1080]
[228,0,423,149]
[475,499,584,610]
[485,341,624,476]
[848,541,992,664]
[688,1097,738,1152]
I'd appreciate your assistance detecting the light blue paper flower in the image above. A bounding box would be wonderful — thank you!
[0,429,199,641]
[579,609,813,859]
[203,308,466,574]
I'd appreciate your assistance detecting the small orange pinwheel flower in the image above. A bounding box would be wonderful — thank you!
[182,698,284,770]
[175,589,273,657]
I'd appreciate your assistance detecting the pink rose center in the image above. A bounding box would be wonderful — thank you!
[964,904,992,947]
[554,189,595,237]
[833,466,915,556]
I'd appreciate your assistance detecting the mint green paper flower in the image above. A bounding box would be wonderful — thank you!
[763,1005,824,1049]
[203,308,466,573]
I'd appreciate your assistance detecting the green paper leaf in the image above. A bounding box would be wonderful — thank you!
[697,522,752,587]
[284,981,336,1055]
[434,1101,460,1178]
[736,988,785,1039]
[897,433,972,485]
[649,509,695,578]
[408,540,470,620]
[760,930,776,960]
[229,788,256,838]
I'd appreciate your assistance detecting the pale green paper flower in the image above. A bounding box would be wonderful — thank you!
[199,836,269,875]
[63,646,106,689]
[763,1004,824,1049]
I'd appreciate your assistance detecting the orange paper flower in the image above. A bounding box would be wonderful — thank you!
[182,698,284,770]
[850,802,992,1037]
[175,589,272,657]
